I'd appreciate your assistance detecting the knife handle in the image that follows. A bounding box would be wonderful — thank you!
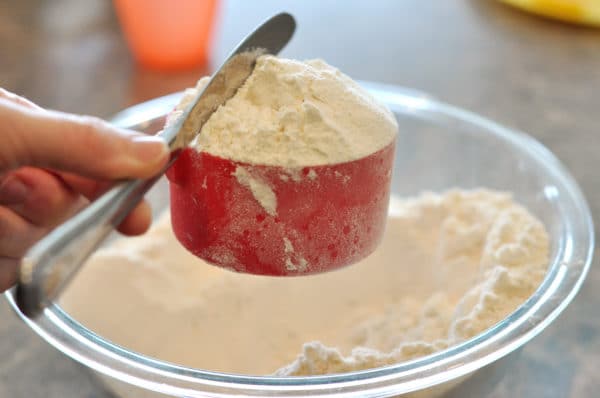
[16,173,162,318]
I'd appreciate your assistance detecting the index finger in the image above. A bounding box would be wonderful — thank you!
[0,99,169,179]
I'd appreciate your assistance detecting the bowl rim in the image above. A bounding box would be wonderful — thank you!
[6,81,595,397]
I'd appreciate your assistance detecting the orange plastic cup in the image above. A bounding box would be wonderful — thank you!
[113,0,219,71]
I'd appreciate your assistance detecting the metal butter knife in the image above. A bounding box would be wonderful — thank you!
[16,12,296,318]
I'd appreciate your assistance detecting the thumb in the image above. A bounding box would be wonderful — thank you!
[0,98,169,179]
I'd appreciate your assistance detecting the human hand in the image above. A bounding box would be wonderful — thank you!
[0,88,169,292]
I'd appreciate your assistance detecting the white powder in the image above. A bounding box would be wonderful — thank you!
[283,237,309,272]
[283,238,294,254]
[174,56,398,167]
[277,190,549,375]
[283,168,303,182]
[61,189,549,376]
[232,166,277,216]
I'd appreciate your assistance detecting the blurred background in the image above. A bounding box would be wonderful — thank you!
[1,0,600,396]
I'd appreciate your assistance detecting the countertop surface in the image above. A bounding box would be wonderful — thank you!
[1,1,599,397]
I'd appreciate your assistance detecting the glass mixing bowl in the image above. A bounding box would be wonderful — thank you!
[5,82,594,397]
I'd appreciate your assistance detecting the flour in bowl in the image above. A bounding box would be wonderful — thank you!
[61,189,549,376]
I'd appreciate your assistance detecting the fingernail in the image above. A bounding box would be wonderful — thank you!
[0,175,28,205]
[131,135,169,165]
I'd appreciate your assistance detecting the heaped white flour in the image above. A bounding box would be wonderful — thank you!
[61,189,549,376]
[170,55,398,167]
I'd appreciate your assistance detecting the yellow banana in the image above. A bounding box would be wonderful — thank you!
[501,0,600,26]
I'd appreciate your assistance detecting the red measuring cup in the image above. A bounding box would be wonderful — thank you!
[166,139,396,276]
